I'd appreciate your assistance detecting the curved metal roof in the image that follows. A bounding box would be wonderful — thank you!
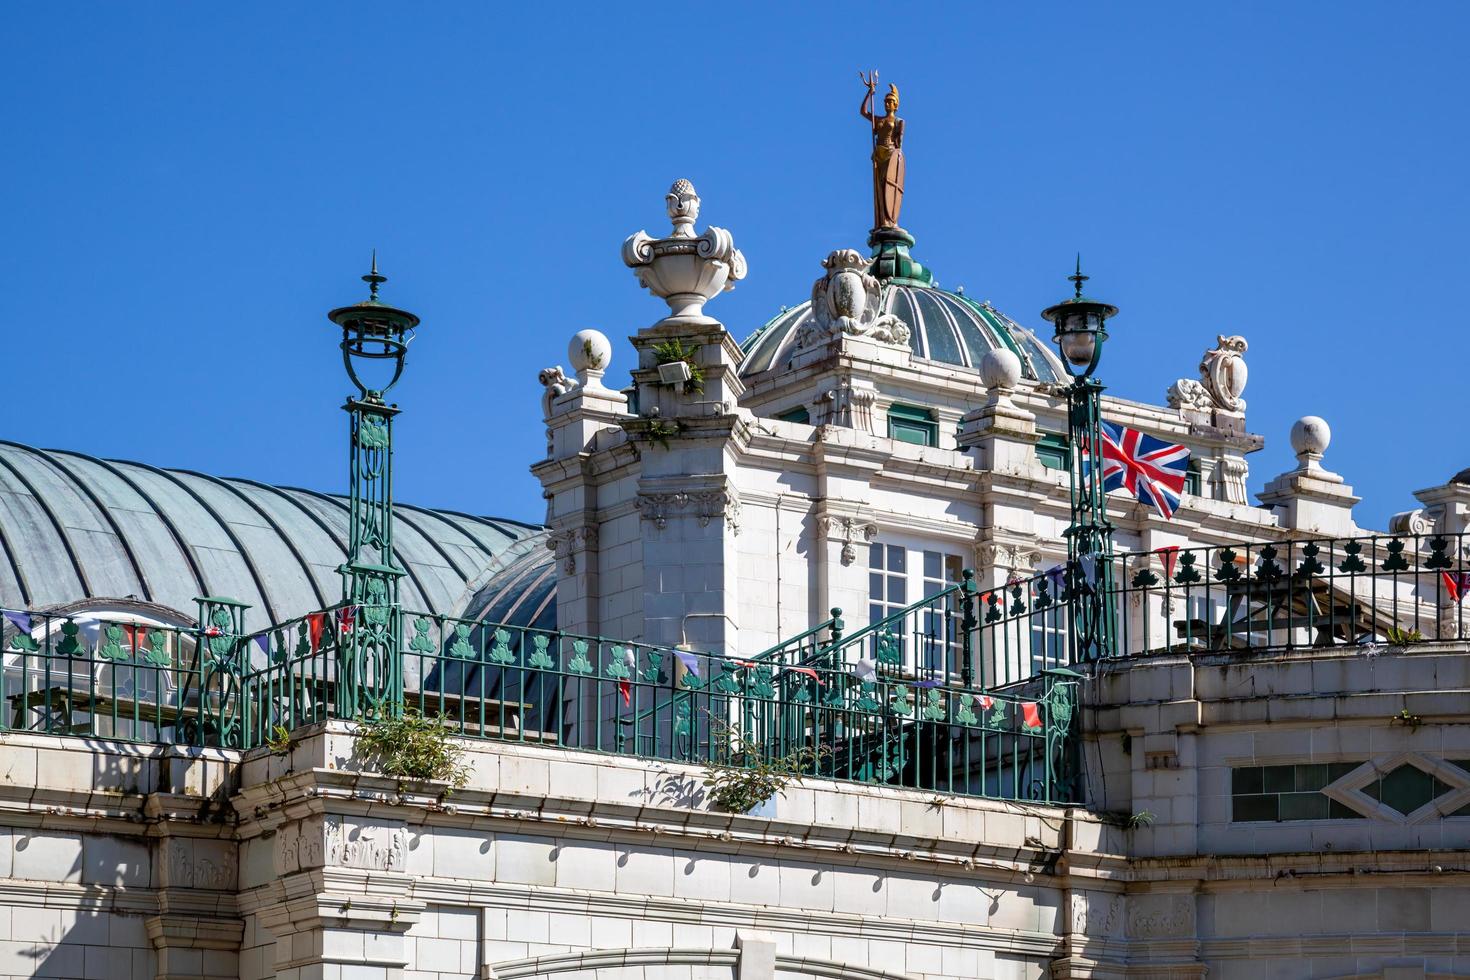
[0,441,544,626]
[456,542,557,632]
[740,283,1067,383]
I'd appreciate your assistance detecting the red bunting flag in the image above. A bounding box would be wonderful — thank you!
[618,679,632,707]
[339,606,355,634]
[787,666,823,686]
[978,695,995,710]
[204,626,222,638]
[1442,571,1469,604]
[1157,546,1180,580]
[733,659,756,669]
[1021,701,1043,729]
[307,613,327,652]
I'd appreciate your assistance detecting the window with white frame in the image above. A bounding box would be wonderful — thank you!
[868,540,965,675]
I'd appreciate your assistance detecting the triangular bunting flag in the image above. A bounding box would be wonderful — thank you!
[1021,701,1043,729]
[674,648,701,677]
[1442,571,1470,604]
[1157,546,1180,580]
[307,612,327,652]
[786,665,822,685]
[3,609,33,633]
[618,678,631,707]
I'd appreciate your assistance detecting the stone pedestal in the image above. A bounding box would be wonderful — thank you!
[1257,416,1360,536]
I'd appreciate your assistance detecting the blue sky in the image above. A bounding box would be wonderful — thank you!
[3,3,1464,531]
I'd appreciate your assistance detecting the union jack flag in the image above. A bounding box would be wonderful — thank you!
[1091,420,1190,520]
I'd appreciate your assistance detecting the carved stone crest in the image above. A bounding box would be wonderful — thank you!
[1168,335,1248,413]
[799,249,911,349]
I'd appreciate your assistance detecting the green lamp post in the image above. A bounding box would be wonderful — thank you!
[328,254,419,719]
[1041,257,1119,662]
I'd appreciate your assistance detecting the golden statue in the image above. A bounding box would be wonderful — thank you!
[859,70,905,230]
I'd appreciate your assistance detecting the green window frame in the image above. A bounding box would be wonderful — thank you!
[774,406,810,424]
[1037,432,1070,471]
[888,404,938,447]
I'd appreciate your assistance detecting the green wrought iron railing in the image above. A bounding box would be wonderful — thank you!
[972,529,1469,686]
[0,601,247,746]
[0,596,1080,803]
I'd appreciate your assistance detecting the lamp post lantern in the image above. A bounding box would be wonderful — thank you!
[1041,257,1119,662]
[327,254,419,718]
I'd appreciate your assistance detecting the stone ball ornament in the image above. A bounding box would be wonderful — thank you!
[1290,415,1331,458]
[568,328,612,387]
[979,348,1022,390]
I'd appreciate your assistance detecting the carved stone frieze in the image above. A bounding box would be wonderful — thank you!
[276,819,325,874]
[166,839,237,891]
[1126,894,1196,939]
[324,816,407,872]
[1070,891,1124,938]
[635,489,740,534]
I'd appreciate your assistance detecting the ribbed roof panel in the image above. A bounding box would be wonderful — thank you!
[0,441,545,627]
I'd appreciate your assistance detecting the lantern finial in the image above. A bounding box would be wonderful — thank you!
[363,249,386,302]
[1068,253,1088,300]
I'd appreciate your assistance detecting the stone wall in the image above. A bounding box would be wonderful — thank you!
[3,642,1469,979]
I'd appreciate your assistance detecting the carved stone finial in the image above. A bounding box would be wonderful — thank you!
[623,180,747,326]
[665,179,700,237]
[797,248,911,350]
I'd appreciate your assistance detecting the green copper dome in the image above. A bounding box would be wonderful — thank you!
[741,231,1065,381]
[740,282,1066,382]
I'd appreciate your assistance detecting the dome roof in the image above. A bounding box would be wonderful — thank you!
[739,280,1067,382]
[0,440,545,625]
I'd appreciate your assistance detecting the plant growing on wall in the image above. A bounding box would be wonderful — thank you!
[355,709,470,789]
[650,338,706,394]
[700,720,829,813]
[646,417,682,449]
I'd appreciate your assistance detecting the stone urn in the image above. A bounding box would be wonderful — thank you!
[622,180,747,326]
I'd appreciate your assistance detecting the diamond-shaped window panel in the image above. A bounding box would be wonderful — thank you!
[1362,764,1453,816]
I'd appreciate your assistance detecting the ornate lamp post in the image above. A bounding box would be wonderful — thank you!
[1041,257,1119,661]
[327,255,419,718]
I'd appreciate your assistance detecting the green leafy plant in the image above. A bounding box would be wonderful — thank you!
[1126,810,1157,829]
[1385,626,1423,645]
[646,418,681,449]
[701,720,829,814]
[650,338,705,394]
[355,709,469,789]
[264,724,292,756]
[1391,708,1423,729]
